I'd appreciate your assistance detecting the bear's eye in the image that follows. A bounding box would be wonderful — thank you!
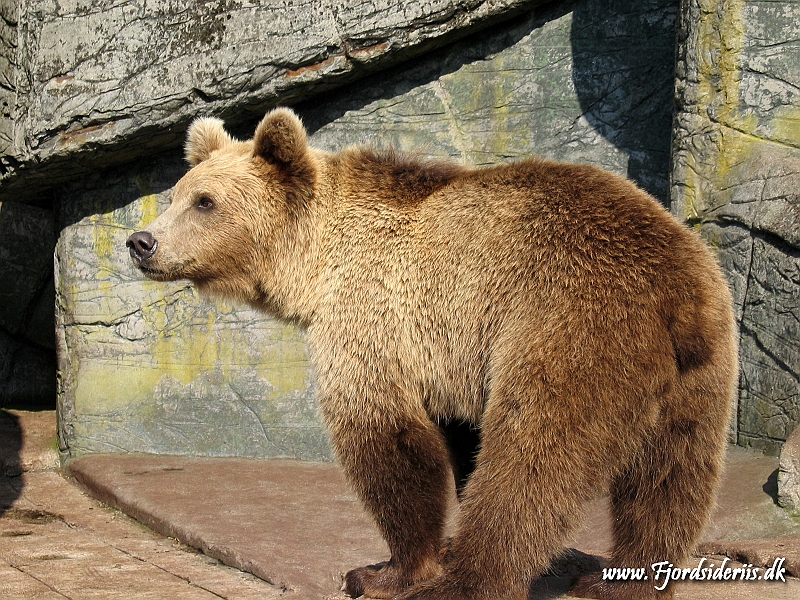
[197,196,214,210]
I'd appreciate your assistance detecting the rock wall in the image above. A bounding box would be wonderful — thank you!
[1,0,543,204]
[0,0,797,459]
[301,0,677,200]
[0,0,17,157]
[671,0,800,455]
[0,1,58,408]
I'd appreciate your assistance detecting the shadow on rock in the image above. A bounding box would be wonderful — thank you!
[571,0,679,204]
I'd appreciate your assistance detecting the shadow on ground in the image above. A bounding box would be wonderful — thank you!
[0,409,23,516]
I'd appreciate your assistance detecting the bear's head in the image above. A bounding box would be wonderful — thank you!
[127,108,316,306]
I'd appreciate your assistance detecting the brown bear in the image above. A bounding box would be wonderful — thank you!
[127,108,738,600]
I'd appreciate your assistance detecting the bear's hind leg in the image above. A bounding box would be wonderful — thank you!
[393,390,598,600]
[570,418,727,600]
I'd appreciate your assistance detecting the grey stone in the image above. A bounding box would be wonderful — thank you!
[301,0,678,202]
[671,0,800,454]
[0,0,546,204]
[0,0,17,158]
[736,226,800,455]
[779,425,800,515]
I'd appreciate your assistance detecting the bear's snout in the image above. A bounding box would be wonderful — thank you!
[127,231,158,263]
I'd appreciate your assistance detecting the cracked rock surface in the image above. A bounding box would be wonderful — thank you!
[0,0,544,204]
[671,0,800,454]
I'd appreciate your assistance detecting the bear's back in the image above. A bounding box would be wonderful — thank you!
[332,149,703,293]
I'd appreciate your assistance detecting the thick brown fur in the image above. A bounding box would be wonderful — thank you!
[128,108,739,600]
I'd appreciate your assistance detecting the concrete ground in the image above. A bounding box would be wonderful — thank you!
[2,409,799,600]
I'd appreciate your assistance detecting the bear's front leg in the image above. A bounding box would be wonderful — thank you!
[326,409,452,599]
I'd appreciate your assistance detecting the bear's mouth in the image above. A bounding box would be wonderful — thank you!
[137,263,166,277]
[135,262,174,281]
[135,258,197,282]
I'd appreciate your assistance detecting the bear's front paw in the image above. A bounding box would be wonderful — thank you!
[344,558,441,599]
[343,562,390,598]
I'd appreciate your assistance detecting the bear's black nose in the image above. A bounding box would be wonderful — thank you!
[127,231,158,261]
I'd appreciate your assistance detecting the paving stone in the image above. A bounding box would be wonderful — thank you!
[68,445,800,599]
[4,411,800,599]
[0,471,287,599]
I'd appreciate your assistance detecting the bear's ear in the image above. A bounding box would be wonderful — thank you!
[185,117,233,166]
[252,108,308,168]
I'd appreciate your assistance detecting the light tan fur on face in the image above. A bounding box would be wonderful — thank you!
[128,108,739,600]
[138,110,321,317]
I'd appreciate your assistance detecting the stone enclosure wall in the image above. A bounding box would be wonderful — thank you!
[0,0,797,459]
[672,0,800,455]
